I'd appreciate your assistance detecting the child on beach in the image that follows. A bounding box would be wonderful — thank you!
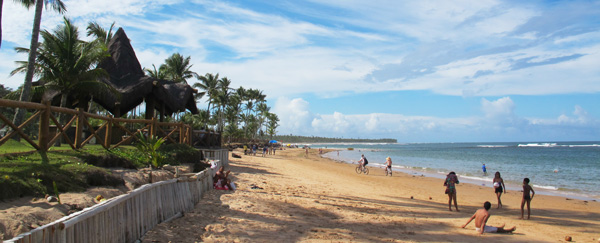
[384,157,392,175]
[462,201,516,234]
[493,172,506,208]
[521,178,535,219]
[444,171,460,211]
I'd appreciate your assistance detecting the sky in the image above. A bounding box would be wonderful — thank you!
[1,0,599,143]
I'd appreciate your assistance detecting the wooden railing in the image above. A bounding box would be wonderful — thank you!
[0,98,216,151]
[6,160,224,243]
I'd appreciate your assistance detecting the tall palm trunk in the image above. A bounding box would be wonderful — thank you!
[0,0,4,49]
[13,0,44,130]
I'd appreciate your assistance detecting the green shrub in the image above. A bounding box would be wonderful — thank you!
[134,134,166,169]
[160,143,201,165]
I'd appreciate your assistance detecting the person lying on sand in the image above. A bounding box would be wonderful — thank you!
[462,201,516,234]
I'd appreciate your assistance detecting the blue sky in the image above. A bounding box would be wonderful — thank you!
[1,0,599,142]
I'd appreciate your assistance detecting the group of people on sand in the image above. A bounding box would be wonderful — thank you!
[444,168,536,234]
[243,144,277,157]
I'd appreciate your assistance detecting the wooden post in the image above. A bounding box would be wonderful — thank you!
[145,96,155,120]
[159,103,165,122]
[39,101,50,152]
[179,123,183,144]
[105,115,113,149]
[187,125,192,146]
[38,102,51,164]
[75,108,84,149]
[150,117,157,137]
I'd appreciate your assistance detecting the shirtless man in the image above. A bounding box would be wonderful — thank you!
[462,201,516,234]
[384,157,392,175]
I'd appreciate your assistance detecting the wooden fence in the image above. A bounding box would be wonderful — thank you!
[6,159,223,243]
[0,98,222,150]
[200,148,230,167]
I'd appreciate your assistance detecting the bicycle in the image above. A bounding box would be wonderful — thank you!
[355,163,369,175]
[385,166,392,176]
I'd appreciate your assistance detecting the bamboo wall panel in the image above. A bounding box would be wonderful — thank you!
[6,160,223,243]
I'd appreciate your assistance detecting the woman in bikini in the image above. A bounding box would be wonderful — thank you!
[493,171,507,208]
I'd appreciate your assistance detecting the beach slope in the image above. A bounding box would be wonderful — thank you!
[142,148,600,242]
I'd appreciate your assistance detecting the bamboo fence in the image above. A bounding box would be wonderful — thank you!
[6,159,224,243]
[0,98,222,151]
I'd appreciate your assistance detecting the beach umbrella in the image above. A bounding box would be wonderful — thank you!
[269,140,278,143]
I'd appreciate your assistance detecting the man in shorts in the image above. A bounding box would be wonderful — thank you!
[358,154,368,170]
[461,201,516,234]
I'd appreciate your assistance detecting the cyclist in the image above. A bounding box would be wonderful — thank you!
[385,157,392,175]
[358,154,368,172]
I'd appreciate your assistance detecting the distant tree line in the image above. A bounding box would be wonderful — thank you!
[270,135,397,144]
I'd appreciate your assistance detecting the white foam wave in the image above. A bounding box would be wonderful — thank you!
[518,143,600,148]
[517,143,558,147]
[533,184,558,190]
[459,175,490,182]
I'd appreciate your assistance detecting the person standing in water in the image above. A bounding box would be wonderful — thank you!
[493,172,507,208]
[482,163,487,176]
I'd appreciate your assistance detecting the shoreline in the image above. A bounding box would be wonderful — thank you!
[329,154,600,201]
[142,147,600,242]
[321,149,600,202]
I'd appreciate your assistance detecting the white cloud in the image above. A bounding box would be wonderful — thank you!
[272,97,314,135]
[481,97,514,119]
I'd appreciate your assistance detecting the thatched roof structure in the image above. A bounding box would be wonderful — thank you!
[31,28,198,118]
[93,28,198,118]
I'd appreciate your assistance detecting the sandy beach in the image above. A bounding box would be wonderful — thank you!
[141,148,600,242]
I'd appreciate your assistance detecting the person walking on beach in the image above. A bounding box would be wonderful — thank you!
[482,163,487,176]
[462,201,516,234]
[384,157,392,175]
[444,171,460,211]
[493,172,507,208]
[520,178,535,219]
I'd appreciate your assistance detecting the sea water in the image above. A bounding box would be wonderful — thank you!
[315,142,600,200]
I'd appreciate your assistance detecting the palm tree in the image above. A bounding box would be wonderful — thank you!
[193,73,219,113]
[144,64,167,79]
[162,53,197,84]
[266,113,279,138]
[86,21,115,46]
[11,17,111,111]
[0,0,4,49]
[13,0,66,128]
[256,102,270,136]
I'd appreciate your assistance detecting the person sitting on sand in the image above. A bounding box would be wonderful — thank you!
[444,171,460,211]
[462,201,516,234]
[214,166,234,190]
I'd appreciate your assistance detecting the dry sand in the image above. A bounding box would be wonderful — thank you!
[141,148,600,242]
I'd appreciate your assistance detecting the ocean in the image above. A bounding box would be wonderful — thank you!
[312,142,600,200]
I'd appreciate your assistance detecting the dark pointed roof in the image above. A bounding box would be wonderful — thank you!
[93,28,198,116]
